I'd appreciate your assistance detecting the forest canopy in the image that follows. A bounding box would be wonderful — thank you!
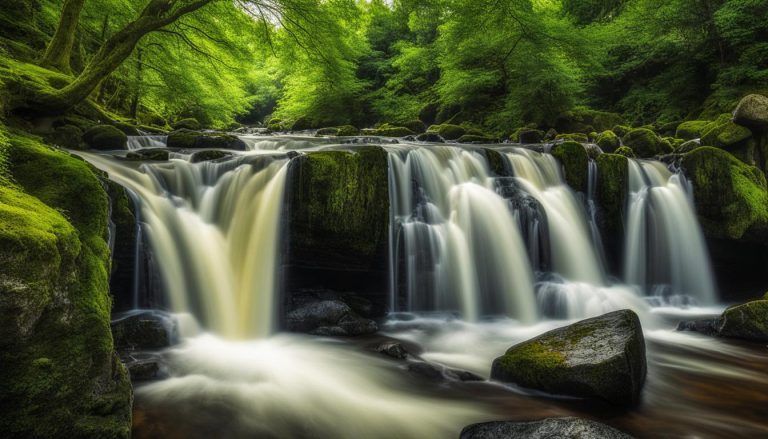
[0,0,766,132]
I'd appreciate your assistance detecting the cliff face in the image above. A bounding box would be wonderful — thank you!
[0,126,132,438]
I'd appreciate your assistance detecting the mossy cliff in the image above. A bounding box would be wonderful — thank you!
[286,146,390,314]
[0,127,132,438]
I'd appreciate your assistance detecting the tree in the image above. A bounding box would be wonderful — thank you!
[40,0,85,73]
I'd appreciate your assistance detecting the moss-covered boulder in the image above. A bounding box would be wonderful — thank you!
[596,130,620,153]
[675,139,700,154]
[700,116,755,164]
[336,125,360,137]
[551,141,589,192]
[519,129,544,144]
[290,117,312,131]
[621,128,671,158]
[0,130,132,438]
[126,148,169,161]
[681,147,768,240]
[596,154,628,233]
[189,150,233,163]
[612,125,631,138]
[401,120,426,134]
[44,124,84,149]
[286,146,390,313]
[555,109,624,134]
[717,300,768,342]
[733,94,768,129]
[614,146,636,158]
[372,124,414,137]
[457,134,495,144]
[427,123,466,140]
[460,418,634,439]
[555,133,589,143]
[416,132,444,143]
[167,129,246,150]
[267,118,285,132]
[172,118,201,130]
[676,120,710,140]
[491,310,646,407]
[82,124,128,150]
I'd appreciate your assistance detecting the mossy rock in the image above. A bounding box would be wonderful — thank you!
[551,141,589,192]
[457,134,495,144]
[700,118,755,164]
[614,146,635,158]
[372,125,414,137]
[337,125,360,137]
[113,121,140,136]
[126,148,169,161]
[82,125,127,150]
[267,118,285,132]
[416,132,444,143]
[555,109,624,134]
[663,137,686,150]
[172,118,201,130]
[596,153,628,233]
[519,129,544,144]
[544,128,558,141]
[316,127,340,136]
[400,120,426,134]
[555,133,589,143]
[733,94,768,129]
[596,130,620,153]
[676,120,710,140]
[461,418,634,439]
[675,139,700,154]
[0,129,132,437]
[44,124,84,150]
[621,128,671,158]
[681,147,768,240]
[717,300,768,342]
[612,125,631,137]
[189,150,233,163]
[483,149,509,176]
[166,129,246,150]
[427,124,466,140]
[491,310,646,407]
[291,117,312,131]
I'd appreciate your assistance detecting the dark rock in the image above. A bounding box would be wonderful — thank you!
[519,129,544,144]
[551,141,589,192]
[190,149,233,163]
[676,319,719,336]
[376,341,409,359]
[407,362,444,381]
[126,148,169,161]
[167,129,246,150]
[446,369,484,382]
[401,119,427,134]
[111,311,177,350]
[718,300,768,342]
[596,130,620,152]
[427,124,465,140]
[114,122,140,136]
[286,298,378,336]
[622,128,671,158]
[128,361,161,381]
[491,310,646,407]
[458,134,495,144]
[733,94,768,129]
[416,132,445,143]
[83,124,128,150]
[45,124,84,149]
[460,417,634,439]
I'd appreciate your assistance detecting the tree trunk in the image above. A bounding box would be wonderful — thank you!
[41,0,85,74]
[130,48,143,119]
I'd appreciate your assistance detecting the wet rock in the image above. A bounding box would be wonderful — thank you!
[457,134,495,144]
[446,369,484,382]
[675,139,700,154]
[519,129,544,144]
[622,128,671,158]
[167,129,246,150]
[733,94,768,129]
[676,120,709,140]
[491,310,646,406]
[551,141,589,192]
[416,132,445,143]
[190,149,233,163]
[460,417,634,439]
[676,319,719,336]
[286,298,378,336]
[126,148,169,161]
[718,299,768,342]
[407,362,444,381]
[172,118,201,130]
[376,341,409,359]
[126,358,168,381]
[111,311,177,350]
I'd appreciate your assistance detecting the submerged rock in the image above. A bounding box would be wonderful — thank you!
[126,148,169,161]
[491,310,646,406]
[460,417,634,439]
[376,341,409,359]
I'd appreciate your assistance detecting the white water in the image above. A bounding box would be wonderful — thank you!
[624,160,717,305]
[83,153,289,339]
[127,134,168,150]
[387,145,536,323]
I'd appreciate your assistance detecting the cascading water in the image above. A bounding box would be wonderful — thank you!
[387,145,536,323]
[624,159,717,305]
[127,131,168,150]
[83,152,289,339]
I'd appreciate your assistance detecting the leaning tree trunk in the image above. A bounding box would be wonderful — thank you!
[38,0,213,113]
[41,0,86,74]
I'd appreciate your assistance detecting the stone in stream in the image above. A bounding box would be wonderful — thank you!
[460,417,634,439]
[286,298,378,336]
[376,341,409,359]
[717,299,768,342]
[490,310,646,407]
[111,310,178,350]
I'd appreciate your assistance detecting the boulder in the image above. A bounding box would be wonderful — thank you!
[596,130,620,152]
[612,125,631,137]
[718,300,768,342]
[167,129,246,150]
[491,310,646,406]
[551,141,589,192]
[126,148,169,161]
[555,109,624,134]
[427,124,466,140]
[614,146,636,158]
[621,128,671,158]
[675,139,700,154]
[556,133,589,143]
[519,129,544,144]
[337,125,360,136]
[700,116,755,164]
[596,153,628,233]
[45,124,84,150]
[375,341,409,359]
[416,132,445,143]
[458,134,495,144]
[190,149,233,163]
[676,319,718,336]
[83,124,128,150]
[401,119,427,134]
[111,311,177,350]
[286,299,377,336]
[733,94,768,129]
[373,125,415,137]
[460,417,634,439]
[676,120,709,140]
[172,118,201,130]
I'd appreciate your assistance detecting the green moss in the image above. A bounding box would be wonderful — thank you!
[483,149,509,176]
[596,153,628,233]
[495,341,567,385]
[682,146,768,240]
[0,128,131,438]
[82,125,127,151]
[676,120,710,140]
[700,118,755,164]
[400,120,426,134]
[518,129,544,144]
[555,109,624,133]
[621,128,671,158]
[615,146,636,158]
[718,300,768,342]
[457,134,495,144]
[371,124,415,137]
[427,124,466,140]
[551,141,589,192]
[555,133,589,143]
[336,125,360,136]
[596,130,620,152]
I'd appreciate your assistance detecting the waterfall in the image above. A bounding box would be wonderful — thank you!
[624,160,717,305]
[82,153,289,339]
[127,133,168,150]
[387,145,536,323]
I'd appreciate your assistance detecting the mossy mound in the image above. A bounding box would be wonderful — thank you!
[621,128,671,158]
[551,141,589,192]
[189,150,233,163]
[596,130,620,152]
[267,118,285,132]
[369,124,414,137]
[717,300,768,342]
[172,118,201,130]
[0,128,132,438]
[400,120,426,134]
[416,132,444,143]
[44,124,84,150]
[675,139,700,154]
[457,134,495,144]
[555,133,589,143]
[733,94,768,129]
[82,125,128,150]
[427,124,466,140]
[519,129,544,144]
[596,154,628,233]
[700,116,755,164]
[614,146,636,158]
[167,129,246,150]
[491,310,646,407]
[676,120,710,140]
[681,147,768,240]
[612,125,631,137]
[126,148,169,161]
